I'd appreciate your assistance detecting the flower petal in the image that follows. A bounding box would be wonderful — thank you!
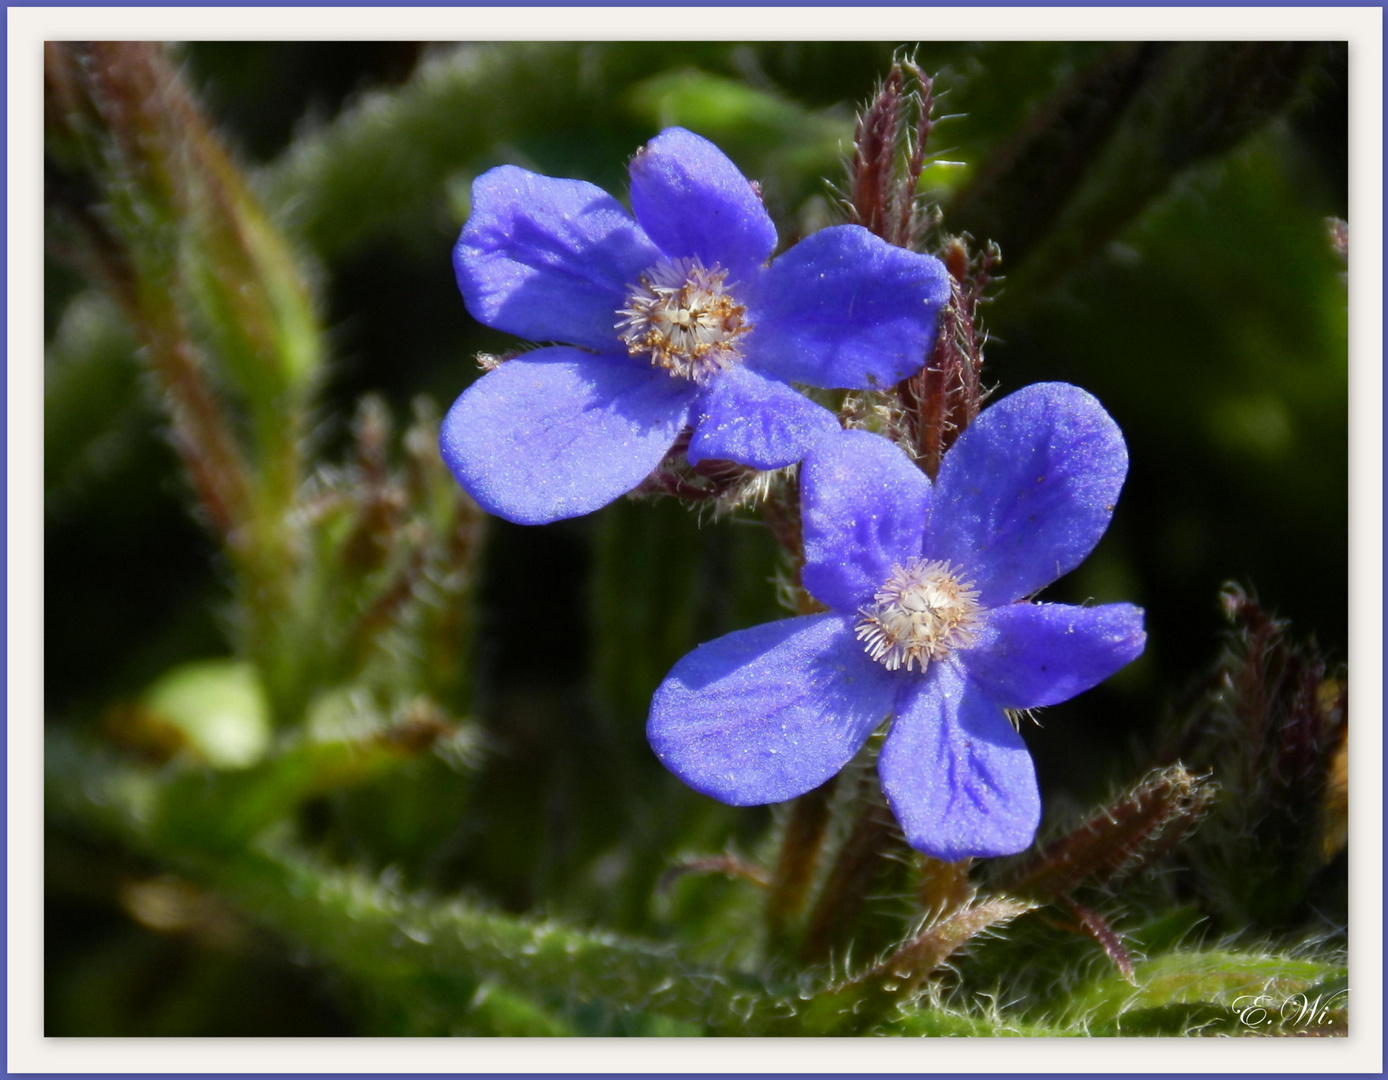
[879,661,1040,860]
[455,166,660,352]
[628,127,777,281]
[439,347,693,525]
[746,225,950,389]
[647,613,895,806]
[800,430,932,613]
[964,603,1146,709]
[686,366,840,471]
[927,382,1128,607]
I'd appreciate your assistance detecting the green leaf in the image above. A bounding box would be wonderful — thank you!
[259,43,646,257]
[139,658,273,769]
[1056,948,1347,1035]
[122,696,479,851]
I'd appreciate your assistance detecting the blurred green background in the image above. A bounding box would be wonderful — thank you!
[45,41,1347,1035]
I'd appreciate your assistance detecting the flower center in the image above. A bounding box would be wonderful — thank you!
[855,558,982,673]
[616,257,750,383]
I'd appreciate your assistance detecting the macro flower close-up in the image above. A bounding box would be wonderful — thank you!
[441,126,951,525]
[648,382,1148,860]
[41,37,1350,1042]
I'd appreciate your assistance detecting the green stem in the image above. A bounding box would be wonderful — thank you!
[48,733,1053,1036]
[798,773,905,967]
[45,736,783,1033]
[764,776,836,953]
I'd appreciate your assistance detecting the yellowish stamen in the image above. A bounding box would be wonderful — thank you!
[616,257,750,383]
[856,558,982,673]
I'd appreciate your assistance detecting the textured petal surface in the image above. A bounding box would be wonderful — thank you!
[964,602,1146,709]
[879,661,1040,860]
[455,166,660,352]
[647,614,896,806]
[628,127,777,280]
[928,382,1128,607]
[439,348,693,525]
[686,366,840,470]
[801,430,932,613]
[747,225,950,389]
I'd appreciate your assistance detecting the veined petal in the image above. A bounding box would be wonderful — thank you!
[801,430,932,613]
[686,366,840,471]
[963,602,1146,710]
[879,661,1040,860]
[747,225,950,389]
[455,166,660,352]
[928,382,1129,607]
[439,347,693,525]
[628,127,777,281]
[647,613,895,806]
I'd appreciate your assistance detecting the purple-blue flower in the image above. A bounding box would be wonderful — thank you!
[441,127,951,525]
[647,382,1146,861]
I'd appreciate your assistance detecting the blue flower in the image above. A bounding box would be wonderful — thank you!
[441,127,951,525]
[647,383,1146,861]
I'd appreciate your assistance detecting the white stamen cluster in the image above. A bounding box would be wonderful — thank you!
[616,257,750,382]
[855,558,982,673]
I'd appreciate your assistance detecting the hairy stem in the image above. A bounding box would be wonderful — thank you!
[764,776,837,952]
